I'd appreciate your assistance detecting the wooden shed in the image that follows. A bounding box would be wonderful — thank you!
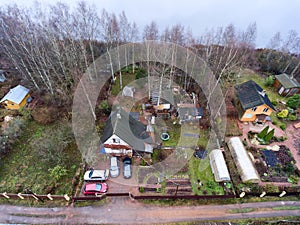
[0,85,31,109]
[274,73,300,96]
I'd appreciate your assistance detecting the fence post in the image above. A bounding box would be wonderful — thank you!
[64,194,70,201]
[17,193,24,200]
[2,192,10,199]
[47,194,53,201]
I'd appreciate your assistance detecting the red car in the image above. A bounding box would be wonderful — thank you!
[83,183,108,195]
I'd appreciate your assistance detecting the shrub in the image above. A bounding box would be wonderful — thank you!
[277,109,288,119]
[265,75,274,86]
[48,165,68,182]
[271,100,278,106]
[288,114,297,121]
[280,124,286,130]
[286,94,300,110]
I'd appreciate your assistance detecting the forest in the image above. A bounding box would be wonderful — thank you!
[0,1,299,105]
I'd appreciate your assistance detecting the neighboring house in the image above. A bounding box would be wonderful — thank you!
[274,73,300,97]
[101,107,154,156]
[235,80,275,123]
[0,85,31,109]
[209,149,231,182]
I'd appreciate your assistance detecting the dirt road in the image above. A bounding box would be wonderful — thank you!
[0,198,299,224]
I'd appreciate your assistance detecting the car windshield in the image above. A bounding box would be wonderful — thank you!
[95,184,102,191]
[88,170,93,178]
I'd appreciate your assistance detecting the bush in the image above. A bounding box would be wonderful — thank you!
[288,114,297,121]
[265,75,274,86]
[271,100,278,106]
[277,109,288,119]
[286,94,300,110]
[280,124,286,130]
[48,165,68,182]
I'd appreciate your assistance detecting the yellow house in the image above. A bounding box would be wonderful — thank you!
[0,85,31,109]
[235,80,275,123]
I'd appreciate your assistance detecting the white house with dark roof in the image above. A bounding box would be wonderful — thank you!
[100,107,154,156]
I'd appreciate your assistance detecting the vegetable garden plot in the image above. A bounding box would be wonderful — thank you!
[262,150,279,167]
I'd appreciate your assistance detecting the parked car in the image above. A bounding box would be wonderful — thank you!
[84,169,109,182]
[123,157,132,179]
[82,182,108,195]
[110,156,119,178]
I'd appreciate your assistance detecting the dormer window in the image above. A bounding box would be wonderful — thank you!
[251,107,257,111]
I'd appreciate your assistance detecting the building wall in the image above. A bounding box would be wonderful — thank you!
[3,94,30,109]
[240,104,273,122]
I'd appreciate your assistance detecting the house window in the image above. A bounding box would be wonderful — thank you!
[263,108,269,112]
[112,138,120,143]
[251,107,257,111]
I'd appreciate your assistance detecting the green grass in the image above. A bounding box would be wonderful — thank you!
[237,70,286,103]
[272,206,300,211]
[0,120,82,195]
[111,73,136,96]
[188,157,224,195]
[227,207,255,213]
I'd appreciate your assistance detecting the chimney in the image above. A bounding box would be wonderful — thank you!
[259,90,266,97]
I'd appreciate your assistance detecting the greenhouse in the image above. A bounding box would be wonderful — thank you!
[209,149,231,182]
[228,137,260,183]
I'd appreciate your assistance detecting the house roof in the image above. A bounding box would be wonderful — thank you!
[0,85,29,104]
[235,80,275,111]
[275,73,300,89]
[101,107,154,153]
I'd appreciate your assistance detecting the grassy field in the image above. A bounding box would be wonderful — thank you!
[237,69,286,103]
[111,73,136,96]
[188,157,224,195]
[0,120,82,195]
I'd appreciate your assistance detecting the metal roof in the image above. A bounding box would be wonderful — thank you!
[101,107,154,153]
[235,80,275,111]
[0,85,29,104]
[275,73,300,89]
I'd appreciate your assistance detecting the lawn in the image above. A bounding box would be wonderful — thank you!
[188,157,224,195]
[237,69,286,103]
[111,73,136,96]
[0,120,82,195]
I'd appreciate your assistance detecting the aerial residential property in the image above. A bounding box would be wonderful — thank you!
[0,0,299,224]
[235,80,275,123]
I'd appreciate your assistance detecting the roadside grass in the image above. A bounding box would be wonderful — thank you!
[272,205,300,210]
[0,120,82,195]
[227,207,255,213]
[111,73,136,96]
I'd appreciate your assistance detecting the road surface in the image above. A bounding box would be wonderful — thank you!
[0,198,299,224]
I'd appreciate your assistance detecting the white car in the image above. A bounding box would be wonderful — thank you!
[84,169,109,182]
[110,157,120,178]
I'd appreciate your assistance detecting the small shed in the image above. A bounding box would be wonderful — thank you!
[209,149,231,182]
[122,86,135,98]
[274,73,300,96]
[0,85,31,109]
[227,137,259,183]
